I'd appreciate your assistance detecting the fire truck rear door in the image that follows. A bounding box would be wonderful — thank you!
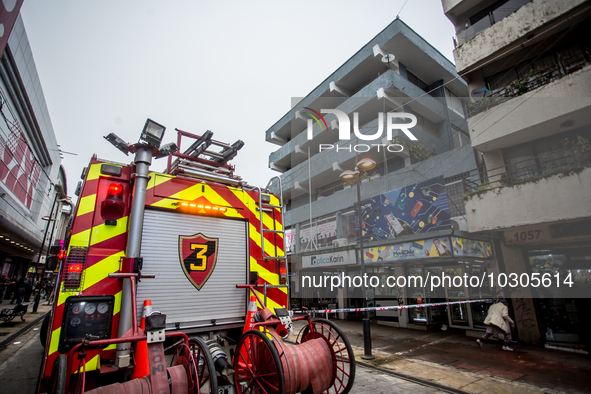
[137,209,248,329]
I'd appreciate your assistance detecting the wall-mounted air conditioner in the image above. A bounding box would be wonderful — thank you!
[332,238,348,247]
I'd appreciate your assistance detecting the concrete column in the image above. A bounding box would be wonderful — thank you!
[295,223,301,254]
[500,243,541,345]
[336,211,343,239]
[337,285,345,320]
[395,264,408,328]
[483,149,506,186]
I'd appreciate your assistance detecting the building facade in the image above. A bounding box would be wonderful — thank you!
[265,19,499,331]
[0,13,69,283]
[443,0,591,349]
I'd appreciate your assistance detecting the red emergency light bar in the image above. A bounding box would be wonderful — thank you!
[106,183,123,199]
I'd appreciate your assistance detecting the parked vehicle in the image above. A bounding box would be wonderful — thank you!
[37,123,288,393]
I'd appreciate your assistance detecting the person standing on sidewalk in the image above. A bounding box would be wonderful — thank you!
[476,299,515,351]
[14,277,27,305]
[0,275,9,303]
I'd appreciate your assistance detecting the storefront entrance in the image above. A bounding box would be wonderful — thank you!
[527,244,591,348]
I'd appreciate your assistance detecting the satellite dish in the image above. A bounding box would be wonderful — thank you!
[381,54,396,65]
[470,87,488,100]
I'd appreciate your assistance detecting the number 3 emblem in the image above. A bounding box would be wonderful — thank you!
[179,233,218,290]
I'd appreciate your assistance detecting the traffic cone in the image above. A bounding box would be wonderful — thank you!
[244,295,257,332]
[239,295,258,365]
[131,299,152,379]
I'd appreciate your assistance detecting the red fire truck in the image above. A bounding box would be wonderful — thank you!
[37,120,289,393]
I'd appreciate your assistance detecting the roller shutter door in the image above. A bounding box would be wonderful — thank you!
[137,209,248,329]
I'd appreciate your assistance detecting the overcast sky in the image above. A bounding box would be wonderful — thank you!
[20,0,456,199]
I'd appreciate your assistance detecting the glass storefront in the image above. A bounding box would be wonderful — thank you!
[527,245,591,346]
[367,261,494,328]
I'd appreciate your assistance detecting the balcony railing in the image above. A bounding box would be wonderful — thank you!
[467,51,590,117]
[455,0,533,47]
[463,148,591,197]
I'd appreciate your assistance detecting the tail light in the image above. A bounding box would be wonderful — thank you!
[101,182,125,220]
[62,246,88,291]
[278,260,287,284]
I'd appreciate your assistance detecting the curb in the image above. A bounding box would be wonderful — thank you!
[355,359,472,394]
[0,311,48,350]
[286,337,468,394]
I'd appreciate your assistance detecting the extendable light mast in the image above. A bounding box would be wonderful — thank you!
[104,118,177,367]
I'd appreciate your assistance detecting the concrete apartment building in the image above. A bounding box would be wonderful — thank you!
[442,0,591,349]
[0,9,69,283]
[265,18,505,331]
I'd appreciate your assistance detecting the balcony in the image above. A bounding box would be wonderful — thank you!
[467,51,590,117]
[463,148,591,232]
[454,0,588,73]
[468,64,591,153]
[454,0,533,47]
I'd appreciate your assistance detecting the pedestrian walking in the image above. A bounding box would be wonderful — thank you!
[9,276,18,304]
[14,277,27,305]
[476,299,515,351]
[24,276,33,302]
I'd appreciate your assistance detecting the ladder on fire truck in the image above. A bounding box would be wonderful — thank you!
[166,129,245,185]
[254,176,288,307]
[255,176,285,262]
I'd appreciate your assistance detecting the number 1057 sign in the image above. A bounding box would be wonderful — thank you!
[504,225,551,245]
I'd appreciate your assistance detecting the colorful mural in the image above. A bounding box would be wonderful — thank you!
[355,176,451,243]
[363,237,453,263]
[451,237,493,259]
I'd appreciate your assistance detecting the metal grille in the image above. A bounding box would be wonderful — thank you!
[445,174,468,217]
[61,246,88,292]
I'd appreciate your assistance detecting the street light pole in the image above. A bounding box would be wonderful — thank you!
[356,170,375,360]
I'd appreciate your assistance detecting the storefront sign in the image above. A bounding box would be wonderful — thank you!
[285,228,296,254]
[300,218,338,251]
[1,262,11,276]
[504,225,551,245]
[303,250,356,268]
[451,237,493,259]
[363,237,453,263]
[356,176,451,243]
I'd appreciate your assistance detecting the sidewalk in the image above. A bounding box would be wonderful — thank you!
[0,300,52,349]
[289,318,591,394]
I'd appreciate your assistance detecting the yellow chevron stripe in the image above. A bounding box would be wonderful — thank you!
[254,289,285,310]
[149,182,244,218]
[84,252,125,290]
[250,257,286,294]
[234,189,283,237]
[56,281,73,307]
[90,217,129,245]
[75,354,100,373]
[77,194,97,217]
[113,291,122,315]
[87,162,124,181]
[86,163,103,181]
[249,223,285,258]
[69,216,129,248]
[147,173,174,190]
[49,328,61,355]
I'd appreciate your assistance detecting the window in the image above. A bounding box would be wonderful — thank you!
[451,125,470,149]
[406,70,429,92]
[503,130,591,181]
[445,89,465,118]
